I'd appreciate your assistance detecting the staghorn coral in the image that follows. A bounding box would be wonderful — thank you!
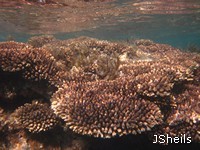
[51,79,163,138]
[44,37,199,141]
[13,101,59,133]
[50,58,197,138]
[43,37,144,65]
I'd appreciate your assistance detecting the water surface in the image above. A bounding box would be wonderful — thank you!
[0,0,200,48]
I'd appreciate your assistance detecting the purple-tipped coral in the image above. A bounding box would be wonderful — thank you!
[14,101,59,133]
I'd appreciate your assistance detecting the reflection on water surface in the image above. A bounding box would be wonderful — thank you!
[0,0,200,48]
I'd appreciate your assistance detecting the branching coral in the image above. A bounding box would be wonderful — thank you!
[118,61,194,97]
[150,122,200,145]
[0,107,7,131]
[150,83,200,144]
[137,41,200,68]
[0,41,64,86]
[51,79,163,138]
[169,84,200,124]
[14,101,59,133]
[28,35,56,48]
[43,37,147,81]
[0,37,200,148]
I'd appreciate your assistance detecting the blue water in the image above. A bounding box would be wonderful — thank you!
[56,14,200,49]
[0,0,200,49]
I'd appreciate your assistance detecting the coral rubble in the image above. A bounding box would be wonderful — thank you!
[0,36,199,149]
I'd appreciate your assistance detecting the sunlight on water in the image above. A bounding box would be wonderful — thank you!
[0,0,200,48]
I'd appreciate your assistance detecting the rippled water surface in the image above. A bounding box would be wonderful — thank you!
[0,0,200,48]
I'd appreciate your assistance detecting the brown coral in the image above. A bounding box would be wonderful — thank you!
[28,35,56,48]
[0,107,7,131]
[49,38,198,139]
[0,41,64,86]
[43,37,148,81]
[137,41,200,68]
[150,122,199,145]
[0,37,200,148]
[169,84,200,125]
[119,61,194,98]
[150,83,200,143]
[14,101,59,133]
[51,79,163,138]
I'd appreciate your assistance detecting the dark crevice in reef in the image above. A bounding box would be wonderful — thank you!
[0,69,56,111]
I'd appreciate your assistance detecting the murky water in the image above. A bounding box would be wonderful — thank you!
[0,0,200,48]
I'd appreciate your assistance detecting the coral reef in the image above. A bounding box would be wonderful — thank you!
[51,80,163,138]
[0,41,65,86]
[13,101,59,133]
[118,61,194,98]
[0,69,56,105]
[0,107,7,131]
[27,35,56,48]
[136,40,199,67]
[43,36,149,81]
[0,37,199,149]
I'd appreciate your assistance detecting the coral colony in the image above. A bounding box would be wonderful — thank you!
[0,36,199,149]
